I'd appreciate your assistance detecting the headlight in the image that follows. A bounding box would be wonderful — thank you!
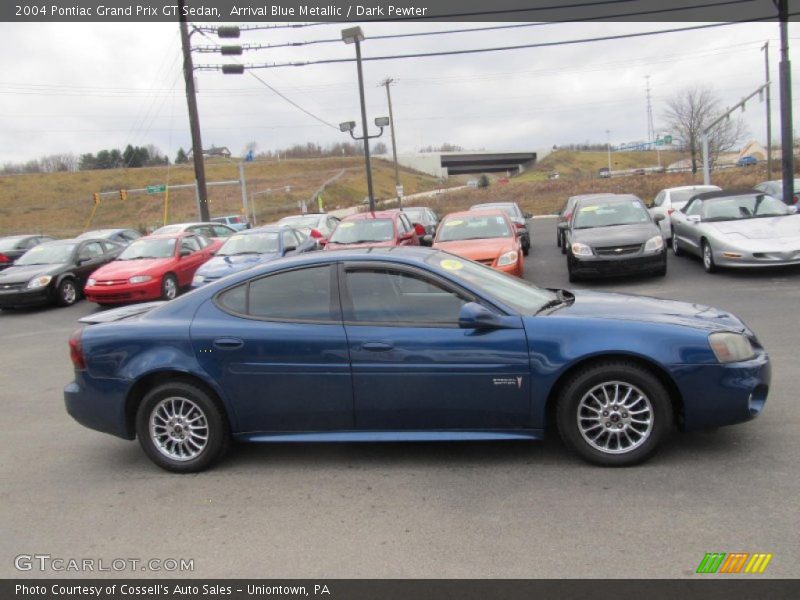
[87,278,96,287]
[709,332,756,363]
[128,275,152,284]
[27,275,52,289]
[643,235,664,252]
[192,275,205,285]
[496,250,518,266]
[571,243,593,257]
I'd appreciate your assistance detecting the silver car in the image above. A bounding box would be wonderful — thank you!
[753,179,799,208]
[648,185,720,240]
[671,189,800,272]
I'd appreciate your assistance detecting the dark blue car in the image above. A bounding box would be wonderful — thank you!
[64,248,770,472]
[191,225,315,288]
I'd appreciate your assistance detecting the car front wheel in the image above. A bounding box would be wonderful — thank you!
[702,241,717,273]
[136,381,229,473]
[56,278,78,307]
[161,274,178,300]
[556,361,673,466]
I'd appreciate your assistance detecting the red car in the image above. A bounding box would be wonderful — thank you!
[325,210,425,251]
[84,232,220,304]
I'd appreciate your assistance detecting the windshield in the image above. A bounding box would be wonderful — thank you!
[472,203,518,218]
[0,237,27,251]
[702,194,792,221]
[278,215,321,228]
[16,243,75,265]
[670,187,719,208]
[402,209,431,224]
[330,219,394,244]
[437,214,512,242]
[118,238,176,260]
[573,198,650,229]
[218,232,280,255]
[424,252,556,314]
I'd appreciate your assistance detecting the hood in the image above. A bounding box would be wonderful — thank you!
[571,223,660,246]
[0,263,67,284]
[197,253,279,278]
[554,290,748,333]
[706,215,800,240]
[326,240,397,251]
[434,238,515,261]
[91,258,173,281]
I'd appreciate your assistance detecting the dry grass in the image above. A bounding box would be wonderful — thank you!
[0,156,441,237]
[515,150,687,182]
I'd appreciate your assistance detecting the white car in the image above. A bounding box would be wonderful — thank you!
[276,213,340,246]
[649,185,720,240]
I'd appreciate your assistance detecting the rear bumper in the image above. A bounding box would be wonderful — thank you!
[671,350,771,430]
[64,372,132,439]
[570,251,666,277]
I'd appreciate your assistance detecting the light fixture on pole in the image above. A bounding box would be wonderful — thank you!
[341,26,380,213]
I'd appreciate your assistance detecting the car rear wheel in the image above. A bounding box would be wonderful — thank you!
[56,278,78,307]
[522,238,530,256]
[556,231,561,247]
[161,274,178,300]
[556,361,672,466]
[702,241,717,273]
[136,381,229,473]
[561,234,567,255]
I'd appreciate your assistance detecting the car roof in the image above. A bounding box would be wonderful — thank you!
[691,189,763,201]
[77,228,126,237]
[661,185,720,192]
[574,194,642,206]
[471,201,517,207]
[443,209,509,219]
[138,232,188,240]
[342,211,398,221]
[0,233,43,240]
[240,226,285,234]
[42,238,80,246]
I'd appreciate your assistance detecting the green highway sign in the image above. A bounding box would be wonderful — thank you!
[146,184,166,194]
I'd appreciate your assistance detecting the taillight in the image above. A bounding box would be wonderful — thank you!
[0,253,8,263]
[515,222,524,229]
[793,195,798,205]
[667,209,675,215]
[564,212,572,221]
[309,228,323,239]
[69,328,86,369]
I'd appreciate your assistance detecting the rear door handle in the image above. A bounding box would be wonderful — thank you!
[362,342,394,352]
[213,337,244,350]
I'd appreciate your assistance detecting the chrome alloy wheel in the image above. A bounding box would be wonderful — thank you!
[703,244,713,270]
[577,381,654,454]
[61,281,77,304]
[163,276,177,300]
[149,396,209,461]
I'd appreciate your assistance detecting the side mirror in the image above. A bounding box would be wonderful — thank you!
[421,234,433,246]
[76,257,90,265]
[653,214,665,222]
[399,230,414,240]
[524,212,533,219]
[413,223,426,236]
[283,246,297,255]
[686,215,701,224]
[557,222,570,231]
[458,302,507,330]
[318,238,328,247]
[180,249,192,257]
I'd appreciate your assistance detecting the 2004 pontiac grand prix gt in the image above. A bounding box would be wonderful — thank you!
[64,248,770,472]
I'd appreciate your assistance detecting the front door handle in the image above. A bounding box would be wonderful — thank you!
[213,337,244,350]
[362,342,394,352]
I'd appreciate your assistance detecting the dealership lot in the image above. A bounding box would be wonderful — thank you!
[1,217,798,578]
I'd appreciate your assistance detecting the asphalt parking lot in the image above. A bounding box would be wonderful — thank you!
[1,216,799,579]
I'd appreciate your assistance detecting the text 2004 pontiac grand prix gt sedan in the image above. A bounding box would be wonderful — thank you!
[64,248,770,472]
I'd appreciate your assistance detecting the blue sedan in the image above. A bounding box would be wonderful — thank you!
[191,225,316,288]
[64,248,770,472]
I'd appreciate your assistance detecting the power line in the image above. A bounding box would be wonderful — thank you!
[193,0,762,54]
[197,17,796,71]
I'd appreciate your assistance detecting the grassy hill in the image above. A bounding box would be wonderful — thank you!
[515,149,687,182]
[0,156,441,237]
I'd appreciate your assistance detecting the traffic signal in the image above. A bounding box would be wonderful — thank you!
[92,193,100,205]
[119,189,127,201]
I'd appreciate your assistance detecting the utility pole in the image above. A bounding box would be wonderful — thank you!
[605,129,611,172]
[777,0,794,204]
[380,77,402,209]
[762,41,773,179]
[178,0,210,221]
[238,162,250,225]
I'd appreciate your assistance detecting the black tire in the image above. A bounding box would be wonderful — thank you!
[701,240,717,273]
[161,273,178,300]
[556,231,561,247]
[522,237,530,256]
[670,232,683,257]
[561,234,567,255]
[556,360,673,466]
[136,381,229,473]
[56,278,78,307]
[567,259,580,283]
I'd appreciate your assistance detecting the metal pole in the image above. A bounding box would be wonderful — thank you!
[354,39,376,213]
[763,41,773,179]
[606,129,611,172]
[178,0,210,221]
[777,0,794,204]
[702,134,711,185]
[238,162,250,225]
[382,78,402,209]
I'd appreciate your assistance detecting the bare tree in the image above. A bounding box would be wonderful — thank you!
[662,85,747,173]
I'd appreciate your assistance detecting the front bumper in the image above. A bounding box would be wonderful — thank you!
[713,248,800,268]
[0,285,52,307]
[85,279,162,304]
[569,251,666,277]
[671,349,771,430]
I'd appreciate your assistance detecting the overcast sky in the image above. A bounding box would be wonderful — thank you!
[0,19,797,164]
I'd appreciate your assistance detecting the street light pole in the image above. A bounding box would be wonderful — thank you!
[343,27,377,213]
[762,41,773,179]
[606,129,611,172]
[777,0,794,205]
[178,0,210,221]
[381,77,402,209]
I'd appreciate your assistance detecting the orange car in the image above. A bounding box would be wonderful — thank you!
[432,210,524,277]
